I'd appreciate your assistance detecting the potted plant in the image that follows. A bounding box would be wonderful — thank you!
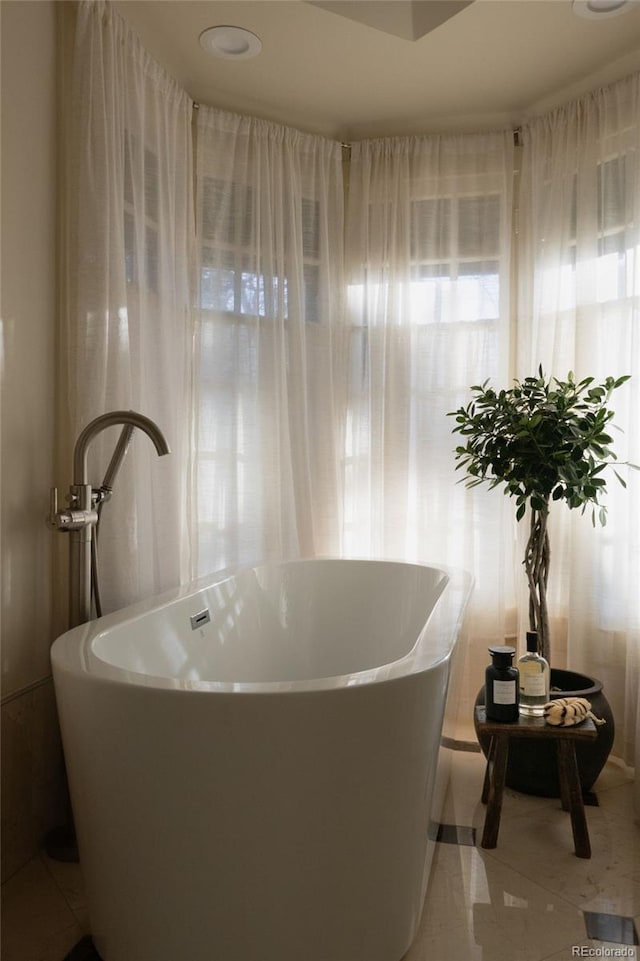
[448,367,634,796]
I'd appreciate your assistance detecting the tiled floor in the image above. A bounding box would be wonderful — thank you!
[2,749,638,961]
[409,750,639,961]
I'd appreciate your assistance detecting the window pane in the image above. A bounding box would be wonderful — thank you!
[598,155,626,234]
[458,195,499,257]
[302,198,320,258]
[410,198,451,260]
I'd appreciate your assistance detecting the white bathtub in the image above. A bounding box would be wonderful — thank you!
[51,558,471,961]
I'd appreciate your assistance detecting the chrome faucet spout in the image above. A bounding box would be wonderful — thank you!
[73,410,170,485]
[49,410,171,629]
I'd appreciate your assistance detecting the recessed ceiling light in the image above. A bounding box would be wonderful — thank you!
[199,25,262,60]
[572,0,635,18]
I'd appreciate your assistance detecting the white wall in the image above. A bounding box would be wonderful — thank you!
[1,0,64,880]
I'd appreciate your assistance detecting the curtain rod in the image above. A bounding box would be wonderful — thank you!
[342,129,523,149]
[192,104,523,147]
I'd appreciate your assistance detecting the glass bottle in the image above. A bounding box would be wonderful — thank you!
[517,630,550,716]
[485,646,519,722]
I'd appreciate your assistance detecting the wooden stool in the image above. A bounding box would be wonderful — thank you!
[475,705,598,858]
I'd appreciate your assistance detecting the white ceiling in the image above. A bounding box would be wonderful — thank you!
[114,0,640,141]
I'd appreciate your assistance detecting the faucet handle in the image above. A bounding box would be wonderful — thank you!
[47,485,97,531]
[47,487,60,528]
[47,486,70,530]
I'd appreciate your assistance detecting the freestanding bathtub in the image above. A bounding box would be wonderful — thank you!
[51,558,471,961]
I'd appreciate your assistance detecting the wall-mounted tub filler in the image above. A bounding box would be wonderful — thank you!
[48,410,170,628]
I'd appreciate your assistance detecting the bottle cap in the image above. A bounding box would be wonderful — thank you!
[526,631,538,652]
[488,645,515,666]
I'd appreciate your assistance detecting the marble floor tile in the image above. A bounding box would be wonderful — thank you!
[598,780,638,824]
[477,789,640,917]
[1,856,84,961]
[406,841,587,961]
[41,853,90,929]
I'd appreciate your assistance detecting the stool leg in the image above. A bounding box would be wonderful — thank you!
[481,736,495,804]
[558,744,571,813]
[481,735,509,849]
[556,740,591,859]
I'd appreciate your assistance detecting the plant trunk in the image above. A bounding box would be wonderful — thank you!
[524,500,551,663]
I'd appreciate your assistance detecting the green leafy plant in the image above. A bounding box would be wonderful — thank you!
[448,367,634,663]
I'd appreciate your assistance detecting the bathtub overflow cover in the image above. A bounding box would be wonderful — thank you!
[190,609,211,630]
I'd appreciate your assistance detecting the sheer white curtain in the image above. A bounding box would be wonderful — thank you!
[519,74,640,782]
[192,108,346,575]
[66,2,640,782]
[345,133,515,719]
[64,0,194,612]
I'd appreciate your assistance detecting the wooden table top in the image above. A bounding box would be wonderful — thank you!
[474,705,598,740]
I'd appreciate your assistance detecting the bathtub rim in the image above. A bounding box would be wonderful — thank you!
[51,557,473,695]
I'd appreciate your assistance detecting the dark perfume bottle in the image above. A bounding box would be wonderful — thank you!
[485,645,519,722]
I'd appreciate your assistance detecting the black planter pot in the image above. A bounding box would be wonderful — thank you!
[474,669,615,797]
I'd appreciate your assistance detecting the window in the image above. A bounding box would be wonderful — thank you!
[539,151,639,311]
[198,177,321,323]
[194,162,338,571]
[342,177,510,557]
[408,192,501,326]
